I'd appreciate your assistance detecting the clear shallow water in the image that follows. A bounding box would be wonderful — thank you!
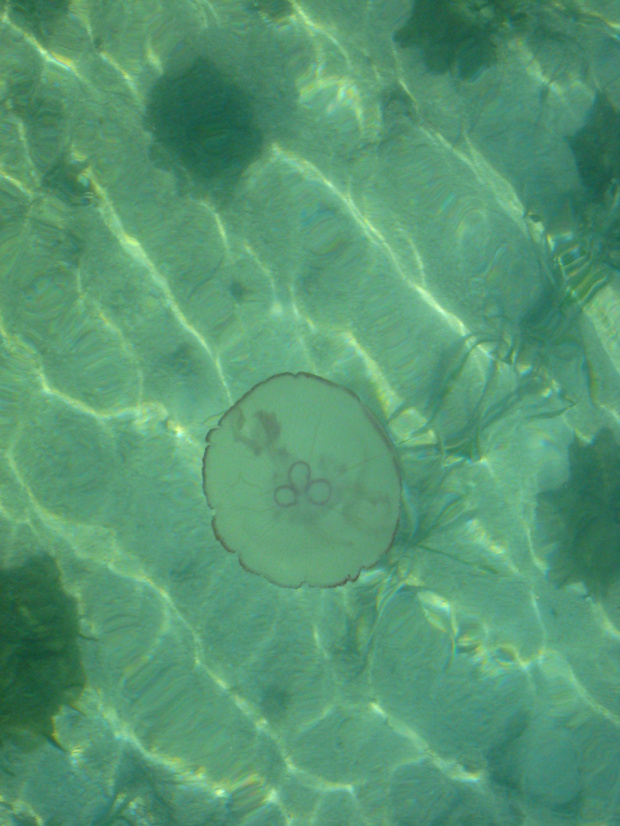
[1,1,620,824]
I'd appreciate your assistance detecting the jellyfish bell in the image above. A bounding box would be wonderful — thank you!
[202,372,402,588]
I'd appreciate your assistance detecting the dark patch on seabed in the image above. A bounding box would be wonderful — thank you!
[0,555,85,745]
[568,93,620,204]
[6,0,69,40]
[249,0,293,22]
[538,428,620,598]
[393,0,527,80]
[145,56,264,199]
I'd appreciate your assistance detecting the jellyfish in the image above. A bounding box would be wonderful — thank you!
[202,372,402,587]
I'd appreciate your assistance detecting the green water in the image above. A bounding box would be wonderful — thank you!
[1,0,620,824]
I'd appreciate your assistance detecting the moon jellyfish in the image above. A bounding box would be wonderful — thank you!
[202,372,401,587]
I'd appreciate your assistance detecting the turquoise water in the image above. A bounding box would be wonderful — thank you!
[1,0,620,824]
